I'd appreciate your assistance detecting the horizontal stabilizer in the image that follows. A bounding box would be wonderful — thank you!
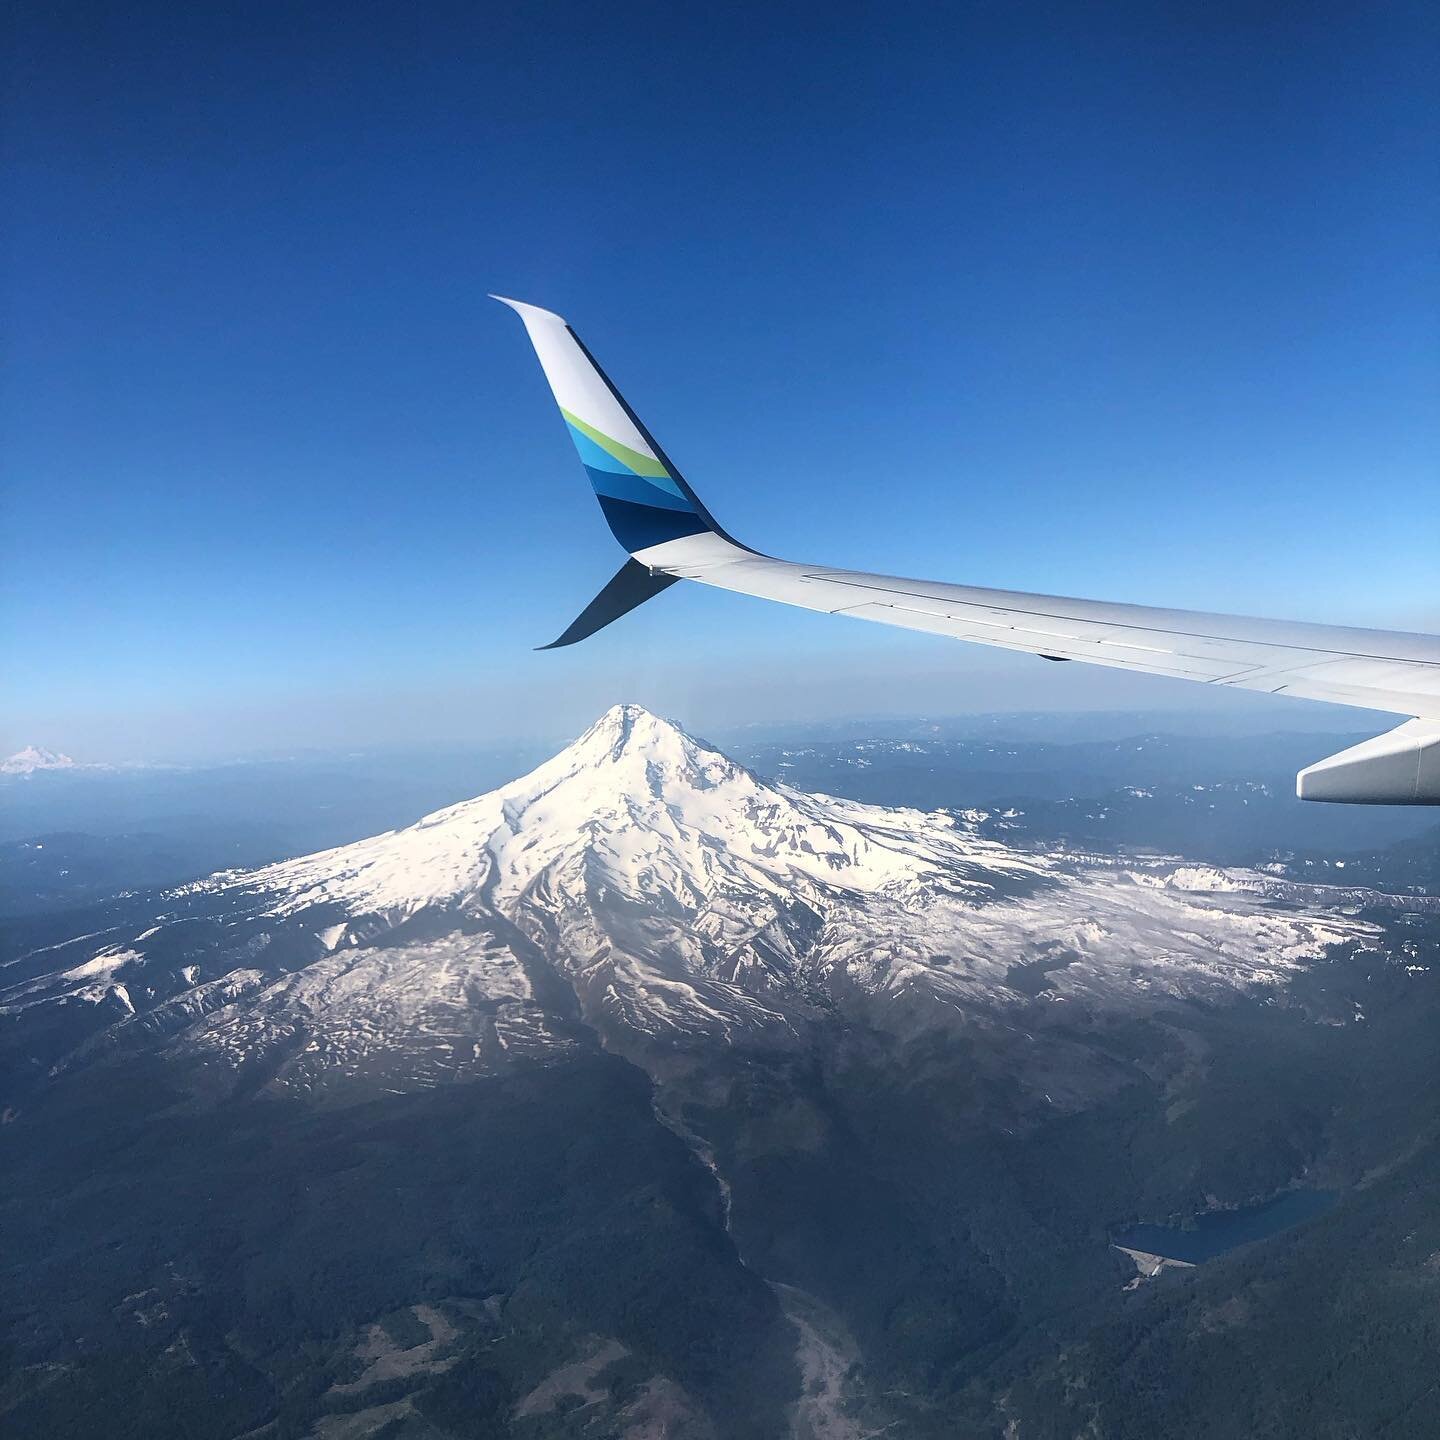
[539,559,679,650]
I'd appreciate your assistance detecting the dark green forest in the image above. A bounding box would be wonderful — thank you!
[4,912,1439,1437]
[1,1056,796,1438]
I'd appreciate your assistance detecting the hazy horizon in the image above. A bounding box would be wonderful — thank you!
[4,686,1402,770]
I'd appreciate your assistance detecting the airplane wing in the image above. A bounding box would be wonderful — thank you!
[494,297,1440,804]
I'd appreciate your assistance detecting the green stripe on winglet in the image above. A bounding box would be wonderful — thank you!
[560,408,671,478]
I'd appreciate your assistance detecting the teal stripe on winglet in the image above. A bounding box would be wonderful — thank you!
[560,408,682,481]
[567,420,685,495]
[569,425,635,475]
[566,422,686,498]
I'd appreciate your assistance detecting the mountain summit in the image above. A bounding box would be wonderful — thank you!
[3,706,1373,1100]
[1,745,78,776]
[235,701,1000,922]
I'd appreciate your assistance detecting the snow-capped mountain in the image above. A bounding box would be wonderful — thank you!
[1,745,79,776]
[1,705,1379,1100]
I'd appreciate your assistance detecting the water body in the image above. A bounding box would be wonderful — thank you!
[1004,947,1079,997]
[1113,1189,1338,1265]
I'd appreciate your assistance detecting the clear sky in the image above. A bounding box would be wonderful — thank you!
[4,1,1437,761]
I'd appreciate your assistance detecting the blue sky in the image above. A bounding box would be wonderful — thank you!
[4,1,1437,760]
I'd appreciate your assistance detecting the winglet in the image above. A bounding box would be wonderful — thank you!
[493,296,738,556]
[537,558,680,649]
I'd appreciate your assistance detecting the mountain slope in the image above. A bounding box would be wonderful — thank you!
[2,705,1382,1103]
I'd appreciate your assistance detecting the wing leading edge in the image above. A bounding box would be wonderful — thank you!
[494,297,1440,804]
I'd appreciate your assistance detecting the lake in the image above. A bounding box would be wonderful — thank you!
[1113,1189,1339,1264]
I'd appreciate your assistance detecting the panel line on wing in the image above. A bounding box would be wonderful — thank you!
[796,575,1440,666]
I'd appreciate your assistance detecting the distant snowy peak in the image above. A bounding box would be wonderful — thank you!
[1,745,79,776]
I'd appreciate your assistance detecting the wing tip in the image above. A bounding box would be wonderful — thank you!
[489,294,568,326]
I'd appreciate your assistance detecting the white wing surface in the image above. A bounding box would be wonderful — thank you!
[495,297,1440,804]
